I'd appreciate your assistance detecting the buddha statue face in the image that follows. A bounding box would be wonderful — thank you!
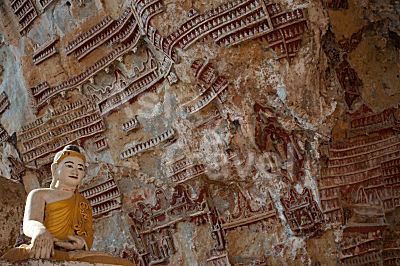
[50,145,87,190]
[56,156,85,188]
[51,155,85,190]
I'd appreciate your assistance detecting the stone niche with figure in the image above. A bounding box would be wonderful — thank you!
[0,0,400,264]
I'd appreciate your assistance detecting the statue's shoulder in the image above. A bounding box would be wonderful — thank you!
[31,188,52,192]
[28,188,52,196]
[28,188,60,201]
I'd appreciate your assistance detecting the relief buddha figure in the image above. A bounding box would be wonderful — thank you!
[2,145,133,265]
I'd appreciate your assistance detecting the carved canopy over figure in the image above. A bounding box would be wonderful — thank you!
[1,145,134,265]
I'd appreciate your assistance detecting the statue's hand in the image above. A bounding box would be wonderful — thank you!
[29,228,55,259]
[54,235,86,250]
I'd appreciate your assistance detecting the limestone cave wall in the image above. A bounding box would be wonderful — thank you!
[0,0,399,264]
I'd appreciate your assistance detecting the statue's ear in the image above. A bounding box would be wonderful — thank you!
[50,163,59,188]
[51,163,58,176]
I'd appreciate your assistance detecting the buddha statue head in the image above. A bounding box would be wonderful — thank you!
[50,145,87,190]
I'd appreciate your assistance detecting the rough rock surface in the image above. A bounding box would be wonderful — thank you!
[0,178,25,257]
[0,0,399,265]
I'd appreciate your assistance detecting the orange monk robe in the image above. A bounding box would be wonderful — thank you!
[44,191,94,250]
[1,191,134,266]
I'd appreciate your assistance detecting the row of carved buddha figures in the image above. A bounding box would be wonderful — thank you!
[0,144,324,265]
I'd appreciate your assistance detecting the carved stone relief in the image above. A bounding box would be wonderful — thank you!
[210,185,278,252]
[128,184,210,265]
[121,128,175,159]
[0,0,398,264]
[335,55,362,109]
[338,227,400,265]
[337,27,363,53]
[280,187,324,237]
[137,0,308,63]
[65,8,138,61]
[206,249,231,265]
[37,0,56,10]
[122,115,140,134]
[165,156,206,184]
[254,103,305,182]
[18,98,106,166]
[0,124,9,145]
[318,105,400,226]
[32,35,59,65]
[94,49,164,117]
[0,92,10,116]
[182,59,229,115]
[6,0,60,35]
[28,29,141,113]
[8,0,39,35]
[80,175,122,219]
[325,0,348,9]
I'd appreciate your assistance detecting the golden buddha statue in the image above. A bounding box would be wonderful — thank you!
[2,145,134,265]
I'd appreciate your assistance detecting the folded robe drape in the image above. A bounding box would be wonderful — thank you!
[44,190,93,250]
